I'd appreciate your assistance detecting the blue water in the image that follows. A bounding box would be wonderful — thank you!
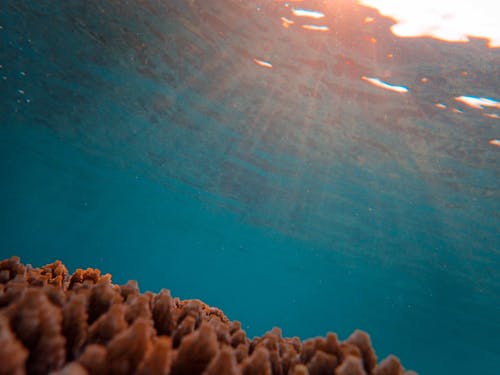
[1,1,499,374]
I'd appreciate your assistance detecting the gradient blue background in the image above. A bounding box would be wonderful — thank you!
[1,1,499,374]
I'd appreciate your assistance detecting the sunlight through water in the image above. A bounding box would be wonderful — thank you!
[1,1,499,374]
[359,0,500,47]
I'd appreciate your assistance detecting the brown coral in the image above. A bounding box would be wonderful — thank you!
[170,322,219,375]
[0,315,29,375]
[0,257,417,375]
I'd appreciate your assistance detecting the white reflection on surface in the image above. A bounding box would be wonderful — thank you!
[291,8,325,19]
[455,96,500,109]
[253,58,273,68]
[301,24,329,32]
[359,0,500,47]
[361,76,409,93]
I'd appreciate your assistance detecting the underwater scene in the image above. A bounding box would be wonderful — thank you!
[1,1,499,374]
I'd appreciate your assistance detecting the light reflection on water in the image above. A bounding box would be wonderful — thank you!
[360,0,500,47]
[1,1,499,374]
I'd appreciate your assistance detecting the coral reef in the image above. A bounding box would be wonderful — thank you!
[0,257,416,375]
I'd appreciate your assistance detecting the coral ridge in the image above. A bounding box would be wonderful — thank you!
[0,257,416,375]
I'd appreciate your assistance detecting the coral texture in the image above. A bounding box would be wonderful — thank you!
[0,257,416,375]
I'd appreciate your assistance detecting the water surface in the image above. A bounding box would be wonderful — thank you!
[1,1,499,374]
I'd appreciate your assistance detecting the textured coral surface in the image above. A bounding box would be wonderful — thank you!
[0,257,416,375]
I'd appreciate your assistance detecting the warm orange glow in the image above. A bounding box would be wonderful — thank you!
[281,17,294,28]
[364,16,375,23]
[359,0,500,48]
[489,139,500,147]
[253,58,273,68]
[484,113,500,119]
[369,37,377,44]
[435,103,447,109]
[421,77,428,83]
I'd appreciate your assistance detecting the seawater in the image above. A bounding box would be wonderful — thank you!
[2,120,499,375]
[1,1,499,375]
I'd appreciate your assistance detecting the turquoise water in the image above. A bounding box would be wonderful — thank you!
[1,1,499,374]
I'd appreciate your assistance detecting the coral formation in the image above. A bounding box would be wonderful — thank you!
[0,257,416,375]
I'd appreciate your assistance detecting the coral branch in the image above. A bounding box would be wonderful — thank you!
[0,257,416,375]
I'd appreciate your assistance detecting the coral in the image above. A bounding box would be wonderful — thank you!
[62,293,88,360]
[202,346,241,375]
[170,322,219,375]
[87,304,128,346]
[335,356,366,375]
[307,351,338,375]
[137,336,172,375]
[0,315,29,375]
[241,347,272,375]
[78,344,108,375]
[345,330,377,373]
[106,318,154,375]
[6,288,66,374]
[0,257,417,374]
[373,355,418,375]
